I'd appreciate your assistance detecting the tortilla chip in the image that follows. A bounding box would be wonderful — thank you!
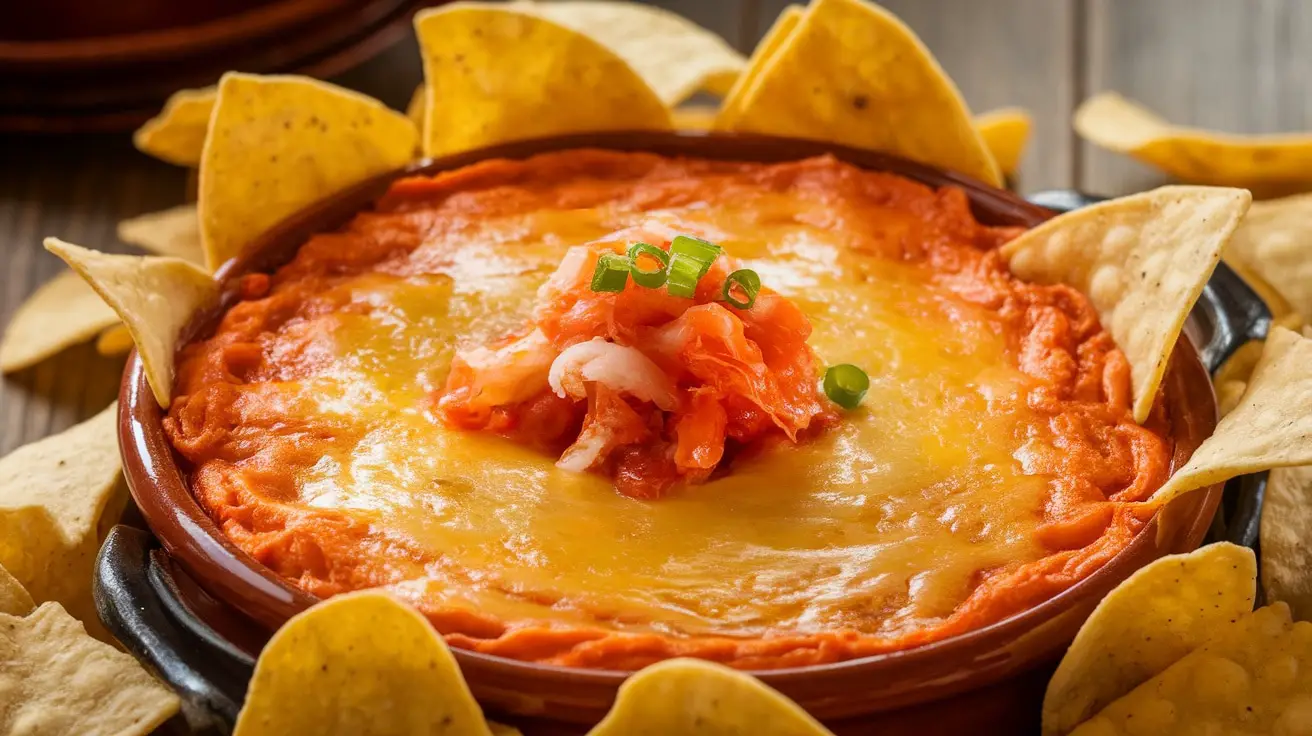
[1225,252,1299,325]
[95,324,135,357]
[714,5,803,131]
[722,0,1002,186]
[1151,326,1312,504]
[406,84,425,132]
[415,4,672,159]
[1213,299,1304,418]
[1213,329,1306,418]
[1257,324,1312,622]
[1041,542,1256,736]
[671,105,718,131]
[118,204,204,265]
[45,239,216,408]
[510,1,743,105]
[1214,379,1248,418]
[1214,339,1266,391]
[1263,463,1312,622]
[0,270,119,373]
[1070,603,1307,736]
[0,563,34,616]
[1224,192,1312,322]
[0,602,180,734]
[975,107,1033,176]
[1075,91,1312,190]
[589,658,832,736]
[232,590,495,736]
[0,403,125,636]
[132,86,216,167]
[199,73,417,271]
[1002,186,1250,423]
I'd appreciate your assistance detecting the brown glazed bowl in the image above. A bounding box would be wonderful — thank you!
[119,131,1224,733]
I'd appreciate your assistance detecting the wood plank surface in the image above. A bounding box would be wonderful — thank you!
[1082,0,1312,195]
[0,137,185,455]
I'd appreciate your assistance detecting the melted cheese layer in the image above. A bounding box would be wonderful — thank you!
[167,152,1169,669]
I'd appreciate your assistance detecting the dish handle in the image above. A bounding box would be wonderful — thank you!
[94,525,250,735]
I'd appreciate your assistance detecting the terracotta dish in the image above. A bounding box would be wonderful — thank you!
[118,132,1226,731]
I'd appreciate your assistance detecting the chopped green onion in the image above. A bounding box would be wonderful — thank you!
[666,253,704,298]
[628,242,670,288]
[823,364,870,410]
[722,269,761,309]
[670,235,722,277]
[590,253,632,293]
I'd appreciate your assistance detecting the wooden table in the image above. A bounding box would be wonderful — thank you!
[3,0,1308,451]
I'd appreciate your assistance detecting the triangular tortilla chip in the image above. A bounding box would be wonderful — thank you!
[511,1,745,105]
[1001,186,1250,423]
[233,591,495,736]
[975,107,1033,176]
[0,270,119,373]
[722,0,1002,186]
[1070,603,1303,736]
[1041,543,1256,736]
[589,658,832,736]
[1151,326,1312,504]
[132,86,216,167]
[0,563,34,616]
[118,204,204,265]
[1224,192,1312,322]
[0,403,124,635]
[199,73,418,271]
[0,602,179,735]
[414,4,672,158]
[45,239,217,407]
[714,4,802,131]
[1075,92,1312,190]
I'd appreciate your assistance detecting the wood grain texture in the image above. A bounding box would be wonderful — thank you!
[0,136,184,455]
[1082,0,1312,195]
[756,0,1079,192]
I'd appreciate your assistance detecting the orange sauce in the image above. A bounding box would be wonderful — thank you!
[166,151,1171,669]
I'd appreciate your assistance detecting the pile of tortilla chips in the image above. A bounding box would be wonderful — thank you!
[1070,92,1312,622]
[0,408,181,734]
[1042,542,1312,736]
[3,0,1312,734]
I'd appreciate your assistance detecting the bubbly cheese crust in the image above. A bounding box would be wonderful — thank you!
[166,151,1172,670]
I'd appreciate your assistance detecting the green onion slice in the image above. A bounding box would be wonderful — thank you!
[590,253,632,293]
[627,242,670,288]
[666,253,704,299]
[823,364,870,410]
[670,235,722,277]
[722,269,761,309]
